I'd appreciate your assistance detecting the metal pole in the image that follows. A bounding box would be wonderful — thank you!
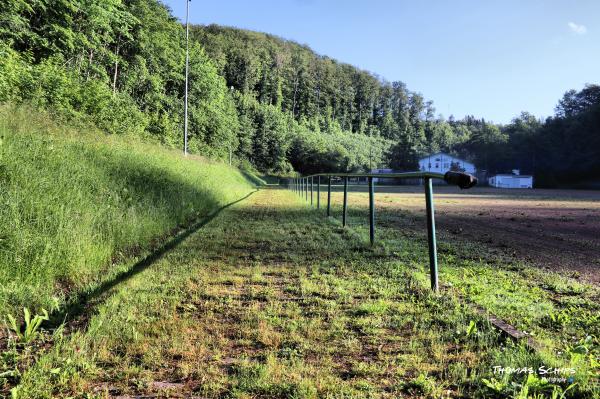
[183,0,190,155]
[342,176,348,227]
[310,177,314,206]
[424,177,439,292]
[369,176,375,245]
[317,176,320,209]
[327,176,331,217]
[305,178,308,201]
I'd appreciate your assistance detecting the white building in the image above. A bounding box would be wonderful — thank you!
[418,153,475,175]
[488,172,533,188]
[370,168,393,183]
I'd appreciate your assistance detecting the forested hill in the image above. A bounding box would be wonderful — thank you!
[191,24,458,172]
[194,24,600,185]
[193,25,428,139]
[1,1,599,185]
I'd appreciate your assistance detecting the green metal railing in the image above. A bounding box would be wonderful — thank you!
[288,171,477,291]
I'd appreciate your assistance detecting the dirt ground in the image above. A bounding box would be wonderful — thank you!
[332,185,600,284]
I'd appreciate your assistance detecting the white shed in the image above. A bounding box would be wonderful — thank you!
[418,153,475,175]
[488,174,533,188]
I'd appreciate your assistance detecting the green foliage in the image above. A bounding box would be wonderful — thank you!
[0,43,26,102]
[0,0,239,162]
[6,308,49,345]
[386,137,419,171]
[466,319,478,337]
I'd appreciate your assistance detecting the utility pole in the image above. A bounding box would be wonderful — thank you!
[183,0,190,155]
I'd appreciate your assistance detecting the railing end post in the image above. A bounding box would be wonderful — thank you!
[424,177,439,292]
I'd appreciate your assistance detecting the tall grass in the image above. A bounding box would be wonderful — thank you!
[0,104,257,315]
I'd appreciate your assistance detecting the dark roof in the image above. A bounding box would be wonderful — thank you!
[490,174,533,178]
[419,152,473,164]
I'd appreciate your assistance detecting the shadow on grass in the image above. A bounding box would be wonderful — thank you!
[240,170,266,187]
[46,190,258,330]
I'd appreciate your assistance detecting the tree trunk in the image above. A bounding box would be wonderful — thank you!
[316,83,321,116]
[112,44,120,96]
[292,75,299,117]
[86,49,94,81]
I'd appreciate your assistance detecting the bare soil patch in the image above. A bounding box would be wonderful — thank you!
[342,186,600,283]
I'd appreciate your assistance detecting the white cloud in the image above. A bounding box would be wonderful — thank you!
[568,21,587,35]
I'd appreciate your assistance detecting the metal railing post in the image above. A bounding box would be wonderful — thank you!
[317,176,320,209]
[310,176,314,206]
[369,176,375,245]
[424,177,439,292]
[342,176,348,227]
[305,178,308,201]
[327,176,332,217]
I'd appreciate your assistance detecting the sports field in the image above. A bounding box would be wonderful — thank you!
[327,185,600,283]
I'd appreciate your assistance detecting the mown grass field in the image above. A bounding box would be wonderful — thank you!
[4,183,598,398]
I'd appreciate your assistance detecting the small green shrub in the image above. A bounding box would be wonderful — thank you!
[6,308,49,345]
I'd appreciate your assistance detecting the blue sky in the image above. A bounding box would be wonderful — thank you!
[162,0,599,123]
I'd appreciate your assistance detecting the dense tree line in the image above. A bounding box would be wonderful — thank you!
[478,85,600,187]
[1,2,598,184]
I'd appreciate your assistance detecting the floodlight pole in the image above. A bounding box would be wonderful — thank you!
[183,0,190,155]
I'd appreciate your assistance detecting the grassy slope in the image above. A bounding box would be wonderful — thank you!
[9,188,597,398]
[0,104,258,315]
